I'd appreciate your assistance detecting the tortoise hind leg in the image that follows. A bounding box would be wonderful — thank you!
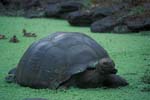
[103,74,129,88]
[57,76,77,89]
[5,68,17,83]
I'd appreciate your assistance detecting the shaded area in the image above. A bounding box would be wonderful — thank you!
[0,0,150,33]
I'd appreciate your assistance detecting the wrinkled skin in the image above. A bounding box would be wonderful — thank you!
[6,57,128,89]
[6,58,128,89]
[59,58,128,89]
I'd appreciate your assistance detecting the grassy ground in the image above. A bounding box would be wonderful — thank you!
[0,16,150,100]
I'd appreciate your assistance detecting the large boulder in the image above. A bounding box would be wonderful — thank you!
[0,1,5,9]
[124,13,150,32]
[45,1,84,18]
[91,3,129,21]
[22,0,41,10]
[0,0,10,6]
[91,16,121,33]
[67,10,93,26]
[45,3,61,18]
[0,0,22,9]
[143,3,150,11]
[113,25,131,33]
[91,7,116,22]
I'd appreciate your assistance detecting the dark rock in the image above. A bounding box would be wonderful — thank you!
[113,25,131,33]
[0,0,9,6]
[45,1,84,18]
[91,16,121,33]
[22,0,41,10]
[0,2,5,10]
[24,9,45,18]
[23,98,48,100]
[91,3,129,21]
[45,3,61,18]
[0,0,21,10]
[91,7,116,22]
[125,16,150,32]
[59,1,83,13]
[143,3,150,11]
[67,10,93,26]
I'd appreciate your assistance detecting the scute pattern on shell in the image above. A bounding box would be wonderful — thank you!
[16,32,109,89]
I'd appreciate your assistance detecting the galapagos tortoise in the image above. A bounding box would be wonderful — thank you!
[6,32,128,89]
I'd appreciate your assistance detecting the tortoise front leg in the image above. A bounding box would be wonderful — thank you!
[103,74,129,88]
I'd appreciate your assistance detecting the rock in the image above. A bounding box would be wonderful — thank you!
[23,98,48,100]
[0,3,5,14]
[59,1,83,13]
[45,3,61,18]
[22,0,41,10]
[67,10,93,26]
[91,16,121,33]
[24,9,45,18]
[143,3,150,11]
[91,3,129,21]
[125,14,150,32]
[0,0,9,6]
[91,7,116,22]
[0,1,6,14]
[45,1,84,18]
[113,25,131,33]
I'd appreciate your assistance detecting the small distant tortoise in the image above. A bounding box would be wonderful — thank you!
[5,32,128,89]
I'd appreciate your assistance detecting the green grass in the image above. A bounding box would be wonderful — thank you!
[0,16,150,100]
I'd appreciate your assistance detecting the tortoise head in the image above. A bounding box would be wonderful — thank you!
[96,58,117,75]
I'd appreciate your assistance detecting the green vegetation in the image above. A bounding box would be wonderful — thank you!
[0,16,150,100]
[142,69,150,84]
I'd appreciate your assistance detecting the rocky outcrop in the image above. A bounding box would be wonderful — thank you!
[113,25,131,33]
[124,14,150,32]
[45,1,84,19]
[91,3,128,21]
[91,16,121,33]
[1,0,150,33]
[67,10,93,26]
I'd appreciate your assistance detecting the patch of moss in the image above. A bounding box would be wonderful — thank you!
[141,86,150,92]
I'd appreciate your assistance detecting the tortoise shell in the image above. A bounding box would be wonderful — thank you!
[16,32,109,89]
